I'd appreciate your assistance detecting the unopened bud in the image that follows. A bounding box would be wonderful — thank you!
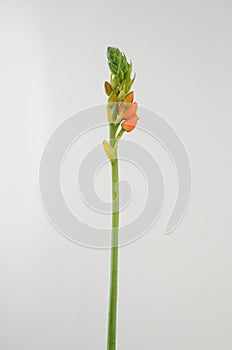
[106,105,113,123]
[111,76,120,89]
[104,82,112,96]
[125,91,134,104]
[103,140,115,161]
[108,92,117,103]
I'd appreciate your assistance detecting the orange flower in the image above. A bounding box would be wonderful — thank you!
[124,102,138,120]
[122,114,139,132]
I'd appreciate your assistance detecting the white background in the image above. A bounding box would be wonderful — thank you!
[1,0,232,349]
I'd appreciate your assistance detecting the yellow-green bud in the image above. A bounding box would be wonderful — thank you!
[103,140,115,161]
[111,76,120,89]
[106,105,113,123]
[108,92,117,103]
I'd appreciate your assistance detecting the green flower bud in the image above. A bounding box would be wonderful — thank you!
[111,76,120,89]
[119,70,124,81]
[109,62,118,75]
[126,73,136,93]
[103,140,115,161]
[106,105,113,123]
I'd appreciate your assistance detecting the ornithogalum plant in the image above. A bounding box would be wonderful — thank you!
[103,47,139,350]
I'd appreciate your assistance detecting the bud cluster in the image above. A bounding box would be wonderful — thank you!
[105,47,136,102]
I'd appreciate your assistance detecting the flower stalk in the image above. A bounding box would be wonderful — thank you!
[107,123,119,350]
[103,47,139,350]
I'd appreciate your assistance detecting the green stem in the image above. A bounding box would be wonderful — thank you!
[107,125,120,350]
[113,128,124,152]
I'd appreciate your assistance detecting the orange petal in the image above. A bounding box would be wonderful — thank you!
[118,101,124,115]
[124,102,138,120]
[122,114,139,132]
